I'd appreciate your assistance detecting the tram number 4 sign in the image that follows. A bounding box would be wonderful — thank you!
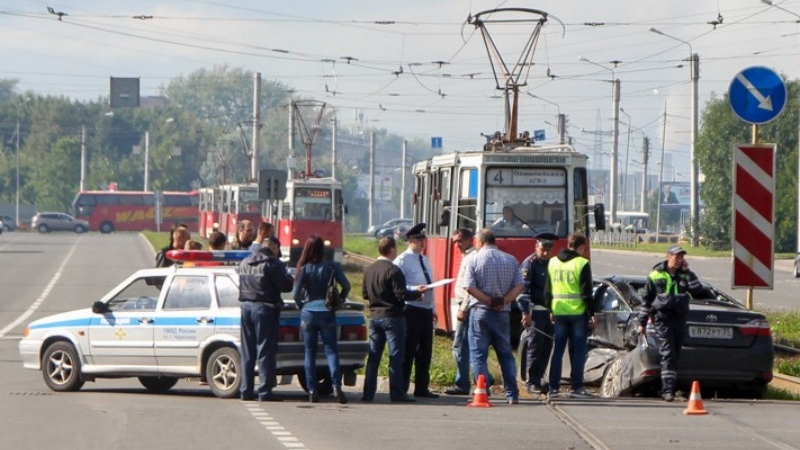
[732,144,775,289]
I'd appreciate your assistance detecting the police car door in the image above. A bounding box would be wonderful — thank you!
[153,274,216,371]
[88,276,161,368]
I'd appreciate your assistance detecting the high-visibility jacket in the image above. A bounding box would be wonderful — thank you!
[548,255,589,316]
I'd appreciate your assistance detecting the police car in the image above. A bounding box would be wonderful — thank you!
[18,251,368,398]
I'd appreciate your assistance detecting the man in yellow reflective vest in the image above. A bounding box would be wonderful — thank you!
[545,233,597,400]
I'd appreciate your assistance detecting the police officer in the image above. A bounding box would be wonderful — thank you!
[637,245,710,402]
[545,233,596,400]
[517,234,556,395]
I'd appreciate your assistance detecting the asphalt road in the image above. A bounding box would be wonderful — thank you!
[1,233,798,450]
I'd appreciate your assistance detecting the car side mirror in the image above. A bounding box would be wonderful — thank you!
[92,301,110,314]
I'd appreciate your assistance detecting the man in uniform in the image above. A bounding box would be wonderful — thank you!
[517,234,555,395]
[444,228,477,396]
[637,246,711,402]
[546,233,596,400]
[237,237,294,402]
[463,229,525,404]
[394,223,439,398]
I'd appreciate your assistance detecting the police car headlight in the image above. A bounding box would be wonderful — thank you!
[291,238,300,246]
[324,239,332,247]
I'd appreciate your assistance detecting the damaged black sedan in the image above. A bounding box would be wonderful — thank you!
[519,275,774,398]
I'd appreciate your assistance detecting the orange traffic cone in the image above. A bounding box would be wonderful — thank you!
[683,381,708,415]
[467,374,492,408]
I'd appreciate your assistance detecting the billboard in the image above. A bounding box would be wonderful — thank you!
[660,181,690,206]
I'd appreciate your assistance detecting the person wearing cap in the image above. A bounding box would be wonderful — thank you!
[393,222,439,398]
[462,229,525,405]
[637,245,711,402]
[517,235,555,395]
[545,233,597,400]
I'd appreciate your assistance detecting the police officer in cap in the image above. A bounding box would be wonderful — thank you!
[393,222,439,398]
[517,232,557,395]
[637,245,711,402]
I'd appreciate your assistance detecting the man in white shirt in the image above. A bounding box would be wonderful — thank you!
[394,223,439,398]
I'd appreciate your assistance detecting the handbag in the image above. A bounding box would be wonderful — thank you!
[324,265,344,311]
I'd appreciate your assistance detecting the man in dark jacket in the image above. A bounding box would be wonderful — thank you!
[545,233,597,400]
[361,236,426,403]
[637,246,711,402]
[517,235,555,395]
[237,237,294,401]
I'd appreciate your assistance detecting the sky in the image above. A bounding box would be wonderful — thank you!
[3,0,800,180]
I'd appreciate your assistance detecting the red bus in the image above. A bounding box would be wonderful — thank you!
[411,142,604,334]
[72,190,199,233]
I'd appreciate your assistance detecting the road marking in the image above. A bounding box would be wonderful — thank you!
[0,239,80,338]
[243,403,309,450]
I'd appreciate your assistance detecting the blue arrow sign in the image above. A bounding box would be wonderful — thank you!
[534,129,546,141]
[729,66,786,125]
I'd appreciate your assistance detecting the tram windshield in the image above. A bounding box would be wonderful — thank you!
[294,187,334,220]
[484,167,567,237]
[237,188,261,214]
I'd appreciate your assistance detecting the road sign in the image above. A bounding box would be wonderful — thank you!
[732,144,775,289]
[431,137,443,149]
[728,66,786,125]
[534,129,546,141]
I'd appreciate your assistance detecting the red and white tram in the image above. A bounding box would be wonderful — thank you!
[412,141,604,334]
[215,183,263,239]
[198,187,220,238]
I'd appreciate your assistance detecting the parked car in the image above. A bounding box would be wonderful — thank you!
[0,214,16,232]
[369,218,412,239]
[19,264,368,398]
[519,275,774,398]
[31,212,89,233]
[794,253,800,277]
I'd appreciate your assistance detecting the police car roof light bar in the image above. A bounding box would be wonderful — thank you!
[166,250,251,262]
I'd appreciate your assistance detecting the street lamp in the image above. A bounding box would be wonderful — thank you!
[619,108,633,211]
[649,26,700,247]
[761,0,800,253]
[526,92,566,144]
[579,56,621,223]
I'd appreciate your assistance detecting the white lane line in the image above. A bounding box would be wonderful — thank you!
[0,240,80,338]
[242,403,309,450]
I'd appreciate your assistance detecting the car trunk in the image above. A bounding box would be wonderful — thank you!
[683,303,768,349]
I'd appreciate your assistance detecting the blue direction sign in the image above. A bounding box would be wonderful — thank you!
[431,136,443,149]
[729,66,786,125]
[534,129,546,141]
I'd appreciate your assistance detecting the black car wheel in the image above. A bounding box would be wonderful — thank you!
[74,225,87,234]
[42,341,85,392]
[517,327,529,382]
[794,262,800,278]
[37,224,49,233]
[99,221,114,234]
[297,370,333,396]
[206,347,241,399]
[138,376,179,392]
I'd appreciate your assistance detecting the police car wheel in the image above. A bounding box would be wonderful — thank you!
[297,370,333,396]
[42,341,85,392]
[206,347,241,399]
[138,376,179,392]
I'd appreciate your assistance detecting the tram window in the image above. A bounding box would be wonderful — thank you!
[484,167,567,238]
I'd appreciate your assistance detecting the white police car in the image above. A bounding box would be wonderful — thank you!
[18,255,367,398]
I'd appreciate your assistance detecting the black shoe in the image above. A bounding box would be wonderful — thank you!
[527,384,542,395]
[391,395,416,403]
[414,391,439,398]
[663,392,675,402]
[309,391,319,403]
[241,394,256,401]
[445,387,469,396]
[334,388,348,404]
[360,396,373,403]
[259,393,283,402]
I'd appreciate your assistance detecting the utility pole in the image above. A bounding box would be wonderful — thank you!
[690,53,700,247]
[369,132,375,231]
[656,105,667,237]
[557,113,566,145]
[641,136,649,213]
[144,131,150,191]
[331,114,337,180]
[15,120,20,226]
[251,72,261,181]
[80,125,87,192]
[401,140,407,218]
[610,79,621,224]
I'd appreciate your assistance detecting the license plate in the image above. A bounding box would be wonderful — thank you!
[689,326,733,339]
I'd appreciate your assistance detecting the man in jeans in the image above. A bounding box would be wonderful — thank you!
[361,237,426,402]
[545,233,597,400]
[462,229,525,405]
[445,228,477,396]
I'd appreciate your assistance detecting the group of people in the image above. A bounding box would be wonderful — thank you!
[158,218,704,405]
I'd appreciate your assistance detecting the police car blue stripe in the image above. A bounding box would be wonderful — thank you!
[31,315,365,330]
[30,318,91,330]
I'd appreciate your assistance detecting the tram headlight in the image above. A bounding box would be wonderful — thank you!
[324,239,332,247]
[291,238,300,246]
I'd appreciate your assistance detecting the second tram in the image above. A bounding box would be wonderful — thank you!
[411,142,604,334]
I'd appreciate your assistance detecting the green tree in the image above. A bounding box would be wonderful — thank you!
[696,79,799,252]
[29,136,81,211]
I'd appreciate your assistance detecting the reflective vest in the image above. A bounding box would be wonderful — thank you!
[548,256,589,316]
